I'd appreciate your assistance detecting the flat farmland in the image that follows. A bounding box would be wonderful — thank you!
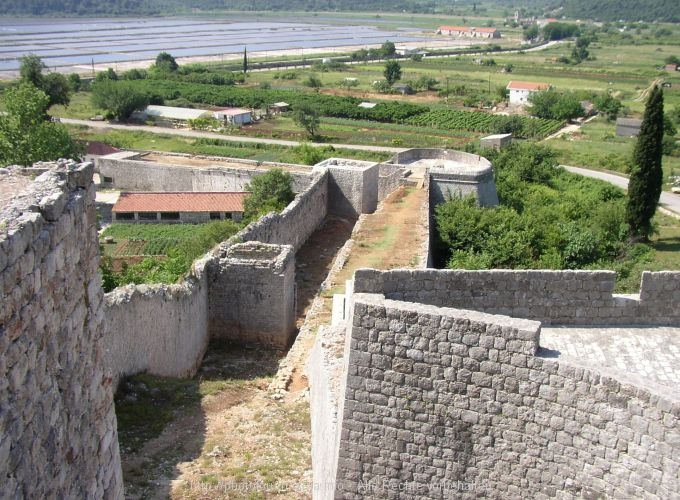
[0,17,445,77]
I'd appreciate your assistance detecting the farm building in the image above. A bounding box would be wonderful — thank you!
[480,133,512,150]
[436,26,501,39]
[269,102,289,114]
[616,118,643,137]
[506,81,551,106]
[112,192,248,223]
[138,105,211,123]
[665,64,679,72]
[213,108,252,126]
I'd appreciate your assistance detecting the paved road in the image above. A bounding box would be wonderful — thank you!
[540,326,680,398]
[62,118,406,154]
[561,165,680,216]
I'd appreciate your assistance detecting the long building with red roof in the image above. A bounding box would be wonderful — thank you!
[112,192,248,223]
[437,26,501,38]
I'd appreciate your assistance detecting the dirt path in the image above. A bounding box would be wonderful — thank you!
[118,185,428,499]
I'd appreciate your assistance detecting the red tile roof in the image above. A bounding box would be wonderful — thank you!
[506,81,551,91]
[438,26,498,33]
[113,192,248,213]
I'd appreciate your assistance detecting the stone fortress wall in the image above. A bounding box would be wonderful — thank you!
[308,150,680,498]
[352,269,680,326]
[387,148,499,207]
[0,163,123,498]
[104,169,329,385]
[7,146,679,498]
[97,150,313,193]
[324,293,680,499]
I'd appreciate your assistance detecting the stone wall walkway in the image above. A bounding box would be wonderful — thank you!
[539,326,680,398]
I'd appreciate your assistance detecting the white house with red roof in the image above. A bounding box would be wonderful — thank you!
[506,81,551,106]
[437,26,501,39]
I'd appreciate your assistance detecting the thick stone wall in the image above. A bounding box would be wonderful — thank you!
[309,324,347,494]
[208,242,296,348]
[97,151,312,193]
[237,171,329,251]
[330,293,680,499]
[103,256,211,387]
[377,164,405,202]
[316,159,379,217]
[390,148,485,165]
[0,163,123,498]
[353,269,680,325]
[429,168,499,207]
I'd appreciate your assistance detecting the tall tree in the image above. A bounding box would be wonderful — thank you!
[292,103,320,138]
[91,80,150,121]
[153,52,179,73]
[243,169,294,220]
[19,54,70,107]
[626,85,665,241]
[243,46,248,74]
[383,60,402,85]
[0,84,82,166]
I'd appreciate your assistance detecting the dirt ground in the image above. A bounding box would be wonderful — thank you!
[139,153,312,173]
[118,185,428,499]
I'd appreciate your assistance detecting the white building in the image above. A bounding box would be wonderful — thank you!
[506,81,551,106]
[213,108,252,125]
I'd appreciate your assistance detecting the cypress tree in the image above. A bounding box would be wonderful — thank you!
[243,46,248,74]
[625,85,664,241]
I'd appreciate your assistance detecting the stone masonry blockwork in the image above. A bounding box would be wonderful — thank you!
[353,268,680,325]
[330,293,680,499]
[0,163,123,498]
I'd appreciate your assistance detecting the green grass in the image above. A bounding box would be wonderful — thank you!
[546,117,680,187]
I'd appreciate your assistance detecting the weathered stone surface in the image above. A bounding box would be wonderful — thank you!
[353,268,680,326]
[315,293,680,500]
[0,161,123,498]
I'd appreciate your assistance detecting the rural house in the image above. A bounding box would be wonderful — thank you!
[112,192,248,223]
[436,26,501,38]
[506,81,551,106]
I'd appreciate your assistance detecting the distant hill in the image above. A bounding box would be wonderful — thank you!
[0,0,438,16]
[1,0,678,22]
[562,0,680,22]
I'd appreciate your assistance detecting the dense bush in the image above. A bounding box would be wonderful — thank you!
[434,143,642,274]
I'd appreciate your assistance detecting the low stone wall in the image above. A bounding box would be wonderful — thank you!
[103,256,211,387]
[353,269,680,325]
[97,151,311,193]
[327,293,680,498]
[237,171,328,251]
[390,148,486,165]
[0,163,123,498]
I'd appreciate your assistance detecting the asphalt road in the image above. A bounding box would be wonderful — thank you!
[562,165,680,216]
[62,118,406,154]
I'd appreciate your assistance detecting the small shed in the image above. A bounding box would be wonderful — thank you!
[213,108,252,126]
[616,118,643,137]
[480,133,512,150]
[269,102,289,114]
[358,102,377,109]
[665,64,678,72]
